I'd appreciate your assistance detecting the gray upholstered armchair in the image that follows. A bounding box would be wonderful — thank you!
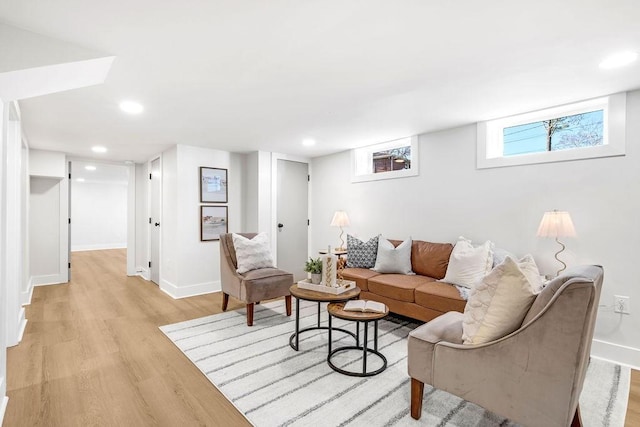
[408,265,603,427]
[219,233,293,326]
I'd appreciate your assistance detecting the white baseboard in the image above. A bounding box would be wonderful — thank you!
[0,395,8,426]
[134,267,150,281]
[71,243,127,252]
[591,338,640,370]
[21,279,34,306]
[32,274,67,286]
[16,307,27,343]
[160,279,220,299]
[7,307,28,347]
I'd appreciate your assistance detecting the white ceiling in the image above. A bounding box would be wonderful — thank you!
[1,1,639,163]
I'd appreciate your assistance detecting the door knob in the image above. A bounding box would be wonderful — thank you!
[155,222,160,227]
[277,223,284,228]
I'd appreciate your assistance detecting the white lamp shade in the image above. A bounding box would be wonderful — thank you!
[536,210,576,238]
[330,211,351,227]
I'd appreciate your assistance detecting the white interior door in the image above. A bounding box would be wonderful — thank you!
[67,161,72,281]
[150,158,160,285]
[276,159,308,281]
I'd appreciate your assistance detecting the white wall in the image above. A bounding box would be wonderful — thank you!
[243,151,273,234]
[29,149,65,178]
[71,181,127,251]
[4,103,27,348]
[244,152,258,231]
[0,99,8,420]
[310,89,640,369]
[29,177,61,279]
[29,150,68,286]
[160,147,178,291]
[20,144,30,306]
[159,144,244,298]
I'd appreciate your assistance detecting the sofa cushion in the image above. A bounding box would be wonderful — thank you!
[340,268,379,292]
[410,240,454,279]
[346,234,379,268]
[462,255,542,345]
[368,274,435,303]
[372,237,414,274]
[415,281,467,313]
[241,267,293,301]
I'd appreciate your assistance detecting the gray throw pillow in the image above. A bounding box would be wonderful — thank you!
[372,237,414,275]
[346,235,379,268]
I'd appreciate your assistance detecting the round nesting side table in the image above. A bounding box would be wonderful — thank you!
[288,284,361,351]
[326,302,389,377]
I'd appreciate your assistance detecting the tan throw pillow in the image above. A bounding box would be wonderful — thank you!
[462,255,542,345]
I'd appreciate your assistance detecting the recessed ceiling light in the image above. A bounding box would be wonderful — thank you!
[124,160,134,165]
[599,51,638,69]
[92,146,107,153]
[76,178,85,182]
[85,165,96,171]
[302,138,316,147]
[119,100,144,114]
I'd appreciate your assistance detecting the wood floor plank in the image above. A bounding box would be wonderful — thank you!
[627,369,640,426]
[4,248,638,426]
[5,249,250,426]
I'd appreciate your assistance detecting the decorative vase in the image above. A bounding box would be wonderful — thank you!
[321,246,337,287]
[310,273,321,284]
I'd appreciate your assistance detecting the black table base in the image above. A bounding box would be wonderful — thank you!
[327,315,387,377]
[289,298,356,351]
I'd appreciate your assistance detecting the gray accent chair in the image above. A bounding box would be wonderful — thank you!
[219,233,293,326]
[408,265,603,427]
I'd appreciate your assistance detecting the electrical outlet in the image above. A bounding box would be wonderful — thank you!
[614,295,630,314]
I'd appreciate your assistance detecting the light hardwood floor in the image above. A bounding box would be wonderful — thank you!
[4,249,640,426]
[5,249,251,426]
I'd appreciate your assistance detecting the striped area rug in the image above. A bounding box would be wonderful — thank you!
[160,300,629,427]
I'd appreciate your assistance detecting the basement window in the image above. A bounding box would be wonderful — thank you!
[477,93,626,169]
[351,136,419,182]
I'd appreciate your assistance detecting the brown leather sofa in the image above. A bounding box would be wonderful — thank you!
[341,239,465,322]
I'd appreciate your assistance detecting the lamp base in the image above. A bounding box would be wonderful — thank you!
[554,237,568,277]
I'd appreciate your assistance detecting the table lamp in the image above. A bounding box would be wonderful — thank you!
[330,211,350,251]
[536,210,576,277]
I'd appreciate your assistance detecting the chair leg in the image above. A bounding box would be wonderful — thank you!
[571,405,582,427]
[285,295,292,316]
[246,303,255,326]
[411,378,424,420]
[222,293,229,311]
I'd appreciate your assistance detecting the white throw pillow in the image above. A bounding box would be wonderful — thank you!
[440,236,494,288]
[232,233,275,274]
[462,255,542,345]
[372,237,414,275]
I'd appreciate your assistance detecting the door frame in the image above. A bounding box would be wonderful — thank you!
[148,156,162,285]
[270,153,310,266]
[66,157,137,276]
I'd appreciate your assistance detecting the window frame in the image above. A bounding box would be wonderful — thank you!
[351,136,419,183]
[477,93,626,169]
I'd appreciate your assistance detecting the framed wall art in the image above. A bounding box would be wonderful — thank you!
[200,167,228,203]
[201,206,228,241]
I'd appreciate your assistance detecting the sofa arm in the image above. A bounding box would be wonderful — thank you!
[408,312,463,385]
